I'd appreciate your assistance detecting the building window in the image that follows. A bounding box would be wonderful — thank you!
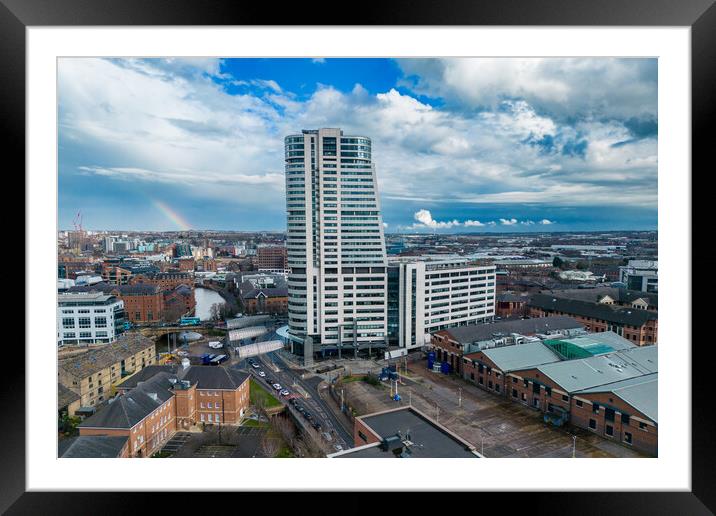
[589,419,597,430]
[358,431,368,443]
[78,317,91,328]
[622,414,630,426]
[575,399,583,407]
[605,425,614,437]
[639,422,647,430]
[94,317,107,328]
[624,432,633,444]
[592,403,600,414]
[562,394,569,402]
[62,318,75,329]
[512,389,518,398]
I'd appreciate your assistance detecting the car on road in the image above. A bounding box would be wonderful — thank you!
[272,383,282,391]
[303,412,312,420]
[280,389,290,397]
[294,404,304,413]
[176,350,189,357]
[251,363,260,369]
[208,341,223,349]
[258,371,266,377]
[311,421,322,430]
[333,445,343,452]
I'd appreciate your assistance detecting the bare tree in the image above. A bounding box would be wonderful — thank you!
[296,429,331,458]
[260,433,280,458]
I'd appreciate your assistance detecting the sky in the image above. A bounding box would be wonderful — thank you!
[58,57,658,233]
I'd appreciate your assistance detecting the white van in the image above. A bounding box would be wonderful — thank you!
[208,341,223,349]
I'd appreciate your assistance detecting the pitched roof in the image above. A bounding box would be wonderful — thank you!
[440,316,584,344]
[576,372,658,423]
[59,333,156,379]
[547,287,658,308]
[58,435,128,458]
[78,372,175,429]
[58,383,80,410]
[468,341,562,372]
[536,345,657,393]
[115,365,178,391]
[178,365,250,390]
[529,294,658,326]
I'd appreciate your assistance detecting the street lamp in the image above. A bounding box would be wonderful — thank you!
[572,434,577,458]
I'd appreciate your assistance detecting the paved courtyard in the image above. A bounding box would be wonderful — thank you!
[338,361,648,458]
[162,424,280,458]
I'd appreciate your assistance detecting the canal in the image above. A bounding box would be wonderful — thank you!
[194,287,226,321]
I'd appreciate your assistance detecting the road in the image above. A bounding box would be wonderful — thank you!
[231,328,353,452]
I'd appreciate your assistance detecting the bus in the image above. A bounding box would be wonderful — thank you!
[179,316,201,327]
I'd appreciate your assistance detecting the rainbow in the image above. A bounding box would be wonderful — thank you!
[152,199,192,231]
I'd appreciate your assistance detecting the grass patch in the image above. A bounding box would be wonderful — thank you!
[250,378,282,408]
[276,445,294,458]
[340,375,365,384]
[242,418,268,428]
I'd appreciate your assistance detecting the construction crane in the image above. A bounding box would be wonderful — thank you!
[72,211,83,232]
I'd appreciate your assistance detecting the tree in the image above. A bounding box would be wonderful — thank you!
[260,433,280,458]
[552,256,564,269]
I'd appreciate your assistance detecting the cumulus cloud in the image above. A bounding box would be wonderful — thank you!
[58,57,657,230]
[398,58,657,121]
[539,219,555,225]
[500,218,518,225]
[412,209,461,229]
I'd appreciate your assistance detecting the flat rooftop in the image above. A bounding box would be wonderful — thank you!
[330,406,479,458]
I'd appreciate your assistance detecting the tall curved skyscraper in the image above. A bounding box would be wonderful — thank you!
[284,128,388,358]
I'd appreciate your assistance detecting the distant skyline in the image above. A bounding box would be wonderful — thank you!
[58,57,657,233]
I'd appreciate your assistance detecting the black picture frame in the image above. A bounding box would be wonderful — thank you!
[5,0,713,513]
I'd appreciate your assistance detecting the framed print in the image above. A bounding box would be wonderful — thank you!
[6,0,715,513]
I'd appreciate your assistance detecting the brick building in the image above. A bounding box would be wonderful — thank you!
[528,293,658,345]
[238,276,288,315]
[329,406,481,458]
[462,340,657,456]
[75,366,250,457]
[256,245,288,271]
[58,333,157,409]
[431,316,584,375]
[69,280,195,325]
[495,292,531,318]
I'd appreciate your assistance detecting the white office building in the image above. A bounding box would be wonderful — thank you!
[285,128,388,357]
[619,260,658,292]
[388,258,497,350]
[57,292,125,346]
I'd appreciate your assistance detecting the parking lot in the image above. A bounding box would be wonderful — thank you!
[161,424,279,458]
[338,361,648,458]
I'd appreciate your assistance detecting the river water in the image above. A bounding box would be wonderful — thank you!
[194,287,226,321]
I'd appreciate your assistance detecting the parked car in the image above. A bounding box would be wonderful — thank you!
[251,363,260,369]
[208,341,223,349]
[272,383,282,391]
[280,389,290,397]
[176,350,189,357]
[258,371,266,377]
[312,421,322,430]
